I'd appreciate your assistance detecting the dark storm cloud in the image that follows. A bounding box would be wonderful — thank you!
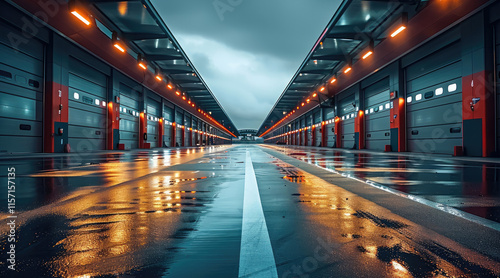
[152,0,342,129]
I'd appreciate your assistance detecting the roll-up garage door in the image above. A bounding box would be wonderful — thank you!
[406,42,462,154]
[146,97,161,148]
[314,112,321,147]
[339,92,356,149]
[175,111,183,146]
[192,118,198,146]
[0,23,44,153]
[163,105,173,147]
[184,115,191,147]
[364,77,391,151]
[119,83,141,150]
[324,108,335,147]
[68,57,107,152]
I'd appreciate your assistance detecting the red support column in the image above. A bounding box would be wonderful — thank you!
[390,98,406,152]
[181,126,185,147]
[305,128,309,146]
[334,117,341,148]
[312,126,316,147]
[139,112,147,149]
[158,118,164,148]
[462,71,495,157]
[171,122,176,147]
[321,122,327,147]
[44,82,69,153]
[355,110,365,149]
[189,128,193,147]
[107,101,119,150]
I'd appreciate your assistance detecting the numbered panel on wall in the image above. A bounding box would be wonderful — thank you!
[364,77,391,151]
[68,57,107,152]
[406,42,462,155]
[119,83,141,150]
[0,21,44,153]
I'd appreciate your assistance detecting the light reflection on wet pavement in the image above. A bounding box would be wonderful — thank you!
[263,145,500,223]
[0,145,499,277]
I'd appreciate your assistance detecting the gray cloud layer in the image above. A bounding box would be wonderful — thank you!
[152,0,342,129]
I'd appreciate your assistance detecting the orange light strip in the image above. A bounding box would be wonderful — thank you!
[113,43,125,53]
[362,50,373,59]
[71,10,91,25]
[390,26,406,38]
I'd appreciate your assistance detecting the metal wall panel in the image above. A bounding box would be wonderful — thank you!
[68,57,107,152]
[406,43,462,154]
[146,97,161,148]
[0,22,44,153]
[119,83,141,150]
[364,77,391,151]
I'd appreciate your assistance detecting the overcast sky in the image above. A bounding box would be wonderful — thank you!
[152,0,342,130]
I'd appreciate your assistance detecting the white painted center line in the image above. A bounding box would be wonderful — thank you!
[238,151,278,278]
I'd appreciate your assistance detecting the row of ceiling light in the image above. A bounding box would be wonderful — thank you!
[261,17,408,138]
[68,0,236,138]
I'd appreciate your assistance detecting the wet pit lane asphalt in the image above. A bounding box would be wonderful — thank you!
[0,145,499,277]
[264,145,500,224]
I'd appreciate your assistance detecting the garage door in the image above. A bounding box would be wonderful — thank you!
[324,108,335,147]
[68,57,107,152]
[306,115,313,146]
[146,97,161,148]
[406,42,462,154]
[0,22,44,153]
[175,111,183,147]
[364,77,391,151]
[163,105,173,147]
[339,92,356,149]
[119,83,141,150]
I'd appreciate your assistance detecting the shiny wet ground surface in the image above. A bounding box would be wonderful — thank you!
[1,145,499,277]
[264,145,500,224]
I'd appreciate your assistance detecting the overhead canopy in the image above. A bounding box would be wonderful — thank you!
[87,0,239,136]
[257,0,429,136]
